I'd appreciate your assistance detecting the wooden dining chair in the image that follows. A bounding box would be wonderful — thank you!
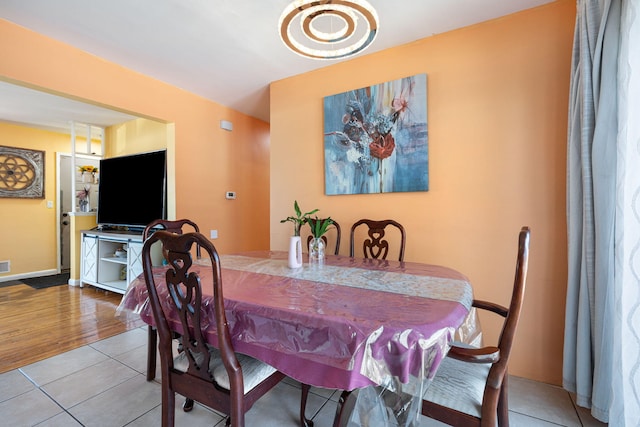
[143,218,201,258]
[143,219,201,382]
[142,230,289,427]
[305,217,342,255]
[349,219,406,261]
[421,226,531,427]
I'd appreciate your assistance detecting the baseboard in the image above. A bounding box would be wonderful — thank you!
[68,278,82,287]
[0,268,58,283]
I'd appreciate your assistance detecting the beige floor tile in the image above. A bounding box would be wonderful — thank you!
[112,342,156,376]
[569,393,608,426]
[42,358,139,408]
[89,328,147,357]
[127,401,225,427]
[509,376,581,427]
[0,388,63,426]
[509,410,570,426]
[68,375,161,427]
[284,377,342,400]
[244,381,328,426]
[313,399,340,427]
[0,369,35,402]
[34,410,83,426]
[20,346,108,386]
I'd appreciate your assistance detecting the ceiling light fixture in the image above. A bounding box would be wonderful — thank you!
[279,0,379,60]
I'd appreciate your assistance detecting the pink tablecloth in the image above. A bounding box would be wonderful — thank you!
[118,251,473,391]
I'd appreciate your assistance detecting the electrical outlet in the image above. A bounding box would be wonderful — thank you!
[225,191,236,199]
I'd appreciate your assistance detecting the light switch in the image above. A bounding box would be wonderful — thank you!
[210,230,218,239]
[46,200,54,208]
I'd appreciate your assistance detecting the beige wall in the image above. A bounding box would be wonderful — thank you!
[0,17,271,263]
[270,0,575,385]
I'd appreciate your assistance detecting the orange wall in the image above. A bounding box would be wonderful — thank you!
[0,18,271,263]
[270,0,574,385]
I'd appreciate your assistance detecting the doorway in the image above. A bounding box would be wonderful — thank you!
[56,153,100,272]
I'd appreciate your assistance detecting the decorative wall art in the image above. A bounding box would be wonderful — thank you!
[323,74,428,195]
[0,145,45,199]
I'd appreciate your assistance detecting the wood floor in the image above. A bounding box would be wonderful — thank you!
[0,283,145,374]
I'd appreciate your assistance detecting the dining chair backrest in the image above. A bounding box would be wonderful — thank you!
[142,219,202,383]
[305,218,342,255]
[421,226,531,427]
[143,218,201,259]
[349,219,406,261]
[142,230,286,427]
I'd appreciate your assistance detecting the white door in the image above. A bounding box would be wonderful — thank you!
[57,154,100,272]
[59,155,72,271]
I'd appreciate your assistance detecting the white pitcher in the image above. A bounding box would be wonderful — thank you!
[288,236,303,269]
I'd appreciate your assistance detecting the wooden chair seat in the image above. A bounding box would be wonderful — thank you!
[422,354,490,418]
[173,346,278,393]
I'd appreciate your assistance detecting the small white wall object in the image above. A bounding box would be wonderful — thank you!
[220,120,233,131]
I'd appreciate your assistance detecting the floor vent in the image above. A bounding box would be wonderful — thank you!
[0,260,9,273]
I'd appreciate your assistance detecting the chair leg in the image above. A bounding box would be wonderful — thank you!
[332,390,355,427]
[497,375,509,427]
[162,387,176,427]
[147,325,157,381]
[183,398,194,412]
[300,383,314,427]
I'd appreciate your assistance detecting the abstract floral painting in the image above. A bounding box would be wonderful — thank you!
[323,74,428,195]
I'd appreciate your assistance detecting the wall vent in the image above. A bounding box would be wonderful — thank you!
[0,260,9,273]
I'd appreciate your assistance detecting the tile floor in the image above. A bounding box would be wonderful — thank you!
[0,327,606,426]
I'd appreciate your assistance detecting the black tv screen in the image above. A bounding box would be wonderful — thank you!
[97,150,166,229]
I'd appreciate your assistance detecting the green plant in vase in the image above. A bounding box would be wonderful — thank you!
[280,200,318,236]
[308,216,334,261]
[309,216,334,239]
[281,200,319,268]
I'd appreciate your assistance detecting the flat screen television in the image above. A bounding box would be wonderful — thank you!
[97,150,167,230]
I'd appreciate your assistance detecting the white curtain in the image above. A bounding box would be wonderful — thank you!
[564,0,640,424]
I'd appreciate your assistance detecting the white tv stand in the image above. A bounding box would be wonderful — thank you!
[80,230,144,294]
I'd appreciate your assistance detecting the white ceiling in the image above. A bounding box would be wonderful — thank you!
[0,0,555,133]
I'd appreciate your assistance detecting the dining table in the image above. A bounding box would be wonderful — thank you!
[117,250,476,426]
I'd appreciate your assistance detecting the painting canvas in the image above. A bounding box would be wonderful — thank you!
[323,74,428,195]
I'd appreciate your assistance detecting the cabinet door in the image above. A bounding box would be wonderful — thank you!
[81,234,99,283]
[127,241,144,284]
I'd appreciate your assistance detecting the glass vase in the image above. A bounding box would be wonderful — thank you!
[309,237,325,261]
[79,196,90,212]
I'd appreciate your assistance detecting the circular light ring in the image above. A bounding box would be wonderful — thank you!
[302,9,355,43]
[279,0,379,60]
